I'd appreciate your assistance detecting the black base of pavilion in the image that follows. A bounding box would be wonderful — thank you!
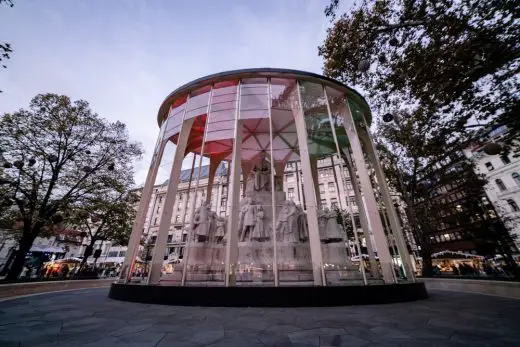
[108,282,428,307]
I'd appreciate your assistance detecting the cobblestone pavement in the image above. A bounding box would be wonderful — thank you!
[0,287,518,346]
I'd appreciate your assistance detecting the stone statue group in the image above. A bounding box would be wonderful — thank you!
[191,202,226,244]
[190,199,344,245]
[189,154,344,245]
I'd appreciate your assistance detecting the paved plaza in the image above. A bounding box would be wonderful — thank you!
[0,287,518,346]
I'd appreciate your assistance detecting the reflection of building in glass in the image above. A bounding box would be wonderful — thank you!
[121,69,415,287]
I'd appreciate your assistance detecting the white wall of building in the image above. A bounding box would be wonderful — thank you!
[464,127,520,248]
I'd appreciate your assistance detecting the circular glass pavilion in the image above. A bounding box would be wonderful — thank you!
[118,69,415,288]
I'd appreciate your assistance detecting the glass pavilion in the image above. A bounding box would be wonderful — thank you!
[119,69,414,287]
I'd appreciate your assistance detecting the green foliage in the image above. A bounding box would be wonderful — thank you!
[0,93,143,278]
[319,0,520,154]
[69,189,138,252]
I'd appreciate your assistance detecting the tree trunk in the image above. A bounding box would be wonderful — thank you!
[5,230,37,280]
[76,241,95,278]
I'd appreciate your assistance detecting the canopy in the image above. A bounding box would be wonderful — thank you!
[432,251,484,259]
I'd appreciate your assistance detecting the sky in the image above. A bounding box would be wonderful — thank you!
[0,0,353,185]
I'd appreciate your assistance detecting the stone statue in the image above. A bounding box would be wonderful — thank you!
[276,200,297,242]
[193,202,210,242]
[251,205,267,241]
[239,198,256,242]
[318,208,329,242]
[214,216,226,244]
[295,204,309,242]
[325,209,343,243]
[245,153,272,195]
[208,210,217,242]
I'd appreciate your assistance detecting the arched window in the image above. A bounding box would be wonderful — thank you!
[507,199,519,212]
[495,179,507,191]
[512,172,520,187]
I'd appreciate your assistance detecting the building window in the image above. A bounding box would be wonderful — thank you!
[118,251,126,257]
[319,184,325,194]
[175,215,181,223]
[288,188,294,198]
[320,199,327,207]
[177,201,182,211]
[507,199,519,212]
[167,235,173,243]
[512,173,520,187]
[495,179,507,191]
[331,198,338,209]
[344,181,353,190]
[328,182,335,192]
[153,217,158,226]
[319,168,331,177]
[286,173,295,182]
[221,198,227,207]
[349,197,357,206]
[108,251,118,257]
[158,195,163,203]
[501,155,511,165]
[485,162,494,171]
[156,206,161,214]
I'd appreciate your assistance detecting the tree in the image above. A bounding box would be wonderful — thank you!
[0,0,14,92]
[0,93,143,279]
[319,0,520,155]
[69,188,138,273]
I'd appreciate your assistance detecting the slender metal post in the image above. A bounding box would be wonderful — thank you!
[293,81,325,286]
[224,81,242,287]
[323,86,367,285]
[341,99,394,283]
[267,79,279,286]
[181,86,215,286]
[358,118,416,282]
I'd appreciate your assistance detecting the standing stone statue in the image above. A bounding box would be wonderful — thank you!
[276,201,297,242]
[295,204,309,242]
[214,216,226,244]
[193,202,210,242]
[207,210,217,242]
[240,199,256,242]
[251,205,266,241]
[318,208,329,242]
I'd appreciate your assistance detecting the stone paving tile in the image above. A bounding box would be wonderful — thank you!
[0,287,519,346]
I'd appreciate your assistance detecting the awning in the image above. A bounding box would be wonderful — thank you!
[29,245,66,254]
[432,251,484,259]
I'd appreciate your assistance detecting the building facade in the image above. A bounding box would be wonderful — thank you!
[463,125,520,249]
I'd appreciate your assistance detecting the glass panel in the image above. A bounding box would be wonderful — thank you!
[266,78,314,285]
[184,86,211,120]
[300,81,363,285]
[205,83,238,143]
[240,78,268,120]
[131,140,176,282]
[180,81,237,286]
[181,158,228,286]
[325,86,384,284]
[160,152,199,284]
